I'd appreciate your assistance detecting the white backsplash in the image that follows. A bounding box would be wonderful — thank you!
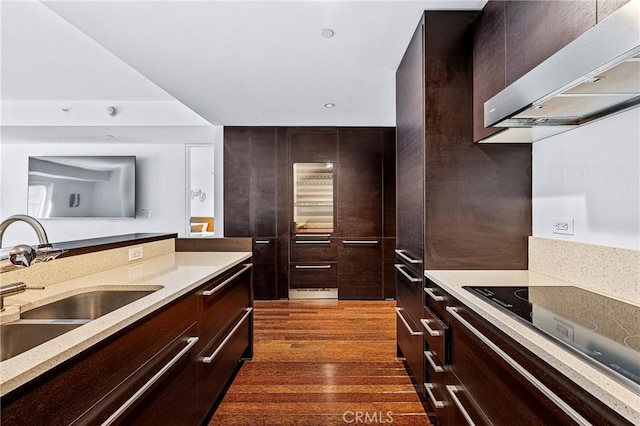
[529,236,639,305]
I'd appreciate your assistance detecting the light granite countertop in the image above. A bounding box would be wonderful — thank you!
[424,269,640,424]
[0,251,251,397]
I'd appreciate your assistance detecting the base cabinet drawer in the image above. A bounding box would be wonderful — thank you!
[396,307,424,396]
[337,239,383,299]
[290,237,336,262]
[289,263,337,289]
[197,308,252,424]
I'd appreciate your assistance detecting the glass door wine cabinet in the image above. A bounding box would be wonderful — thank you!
[293,162,334,234]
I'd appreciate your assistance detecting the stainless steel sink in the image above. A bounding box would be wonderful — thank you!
[20,290,156,320]
[1,289,158,361]
[0,320,85,361]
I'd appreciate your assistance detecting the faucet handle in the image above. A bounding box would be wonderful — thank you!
[9,244,36,267]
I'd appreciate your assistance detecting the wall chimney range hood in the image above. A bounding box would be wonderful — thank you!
[482,0,640,143]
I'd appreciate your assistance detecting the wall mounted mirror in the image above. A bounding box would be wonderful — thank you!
[293,162,334,234]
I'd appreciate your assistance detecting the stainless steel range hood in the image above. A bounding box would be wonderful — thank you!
[482,0,640,143]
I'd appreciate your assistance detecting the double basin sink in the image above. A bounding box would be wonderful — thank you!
[1,289,159,361]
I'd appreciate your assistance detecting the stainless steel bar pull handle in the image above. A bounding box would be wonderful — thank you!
[446,385,476,426]
[394,249,420,264]
[295,265,332,269]
[425,383,445,408]
[255,240,270,244]
[424,287,444,302]
[342,240,379,245]
[101,336,199,426]
[424,350,444,373]
[446,307,592,426]
[420,318,442,337]
[295,240,330,244]
[296,234,331,237]
[394,264,421,283]
[203,264,252,296]
[202,307,252,364]
[395,308,423,336]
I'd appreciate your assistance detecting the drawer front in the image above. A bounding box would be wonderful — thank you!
[289,263,337,289]
[396,307,424,397]
[424,278,451,322]
[424,353,449,424]
[252,238,276,264]
[198,264,252,350]
[197,308,252,424]
[421,306,449,364]
[395,263,423,325]
[337,239,383,299]
[290,237,336,262]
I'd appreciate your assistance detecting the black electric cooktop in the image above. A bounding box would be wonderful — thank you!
[464,286,640,391]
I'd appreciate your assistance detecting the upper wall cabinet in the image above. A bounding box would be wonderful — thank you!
[473,0,598,142]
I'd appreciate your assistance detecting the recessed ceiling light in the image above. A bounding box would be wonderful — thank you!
[321,28,335,38]
[324,103,335,108]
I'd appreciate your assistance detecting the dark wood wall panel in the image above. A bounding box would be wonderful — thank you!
[382,128,396,238]
[224,128,251,237]
[336,128,383,237]
[423,11,530,270]
[250,128,277,237]
[288,127,337,164]
[505,1,596,85]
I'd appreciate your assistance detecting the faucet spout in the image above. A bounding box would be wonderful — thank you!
[0,214,52,249]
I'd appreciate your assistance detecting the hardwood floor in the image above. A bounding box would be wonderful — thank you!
[209,300,430,425]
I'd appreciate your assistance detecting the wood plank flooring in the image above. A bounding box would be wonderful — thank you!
[209,300,430,425]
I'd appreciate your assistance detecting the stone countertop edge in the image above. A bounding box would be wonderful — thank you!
[423,269,640,424]
[0,251,252,397]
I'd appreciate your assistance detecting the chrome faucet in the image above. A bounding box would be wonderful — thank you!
[0,214,66,271]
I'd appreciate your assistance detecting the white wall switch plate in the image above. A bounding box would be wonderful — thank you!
[553,218,574,235]
[128,246,144,261]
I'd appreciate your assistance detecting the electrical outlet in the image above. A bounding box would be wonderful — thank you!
[553,218,574,235]
[128,246,144,261]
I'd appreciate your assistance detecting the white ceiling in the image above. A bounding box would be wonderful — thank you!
[1,0,486,137]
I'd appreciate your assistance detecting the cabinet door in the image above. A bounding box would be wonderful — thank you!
[505,0,596,85]
[253,238,277,300]
[473,0,506,142]
[250,128,277,237]
[396,307,424,397]
[396,21,425,263]
[336,128,383,237]
[224,127,251,237]
[337,239,382,299]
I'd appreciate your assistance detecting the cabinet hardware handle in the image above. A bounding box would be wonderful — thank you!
[101,336,199,426]
[424,287,444,302]
[395,307,423,336]
[255,240,270,244]
[296,234,331,237]
[394,264,421,283]
[446,385,476,426]
[342,240,379,245]
[394,249,420,264]
[202,307,253,364]
[424,382,445,408]
[446,307,592,426]
[420,318,442,337]
[295,240,331,244]
[203,264,252,296]
[295,265,332,269]
[424,350,444,373]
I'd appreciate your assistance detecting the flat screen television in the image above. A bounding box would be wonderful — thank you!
[27,156,136,218]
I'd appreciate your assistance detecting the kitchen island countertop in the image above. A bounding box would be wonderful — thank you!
[0,251,251,397]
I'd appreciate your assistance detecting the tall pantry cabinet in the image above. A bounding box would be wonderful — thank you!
[394,8,532,411]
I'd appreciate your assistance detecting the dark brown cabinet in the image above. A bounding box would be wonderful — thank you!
[224,126,395,300]
[337,239,382,299]
[473,0,599,142]
[1,263,253,426]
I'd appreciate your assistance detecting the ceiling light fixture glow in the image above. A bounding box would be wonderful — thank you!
[321,28,335,38]
[324,103,335,108]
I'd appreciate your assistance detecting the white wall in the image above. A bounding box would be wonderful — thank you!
[0,140,217,248]
[533,107,640,250]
